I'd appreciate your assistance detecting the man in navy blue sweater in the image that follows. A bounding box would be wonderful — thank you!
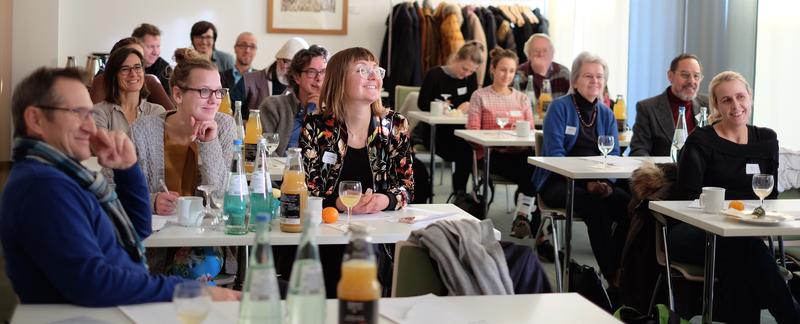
[1,67,239,306]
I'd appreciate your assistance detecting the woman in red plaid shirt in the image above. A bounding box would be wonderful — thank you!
[467,48,537,222]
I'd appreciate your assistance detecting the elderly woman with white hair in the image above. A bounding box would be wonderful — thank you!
[531,52,630,285]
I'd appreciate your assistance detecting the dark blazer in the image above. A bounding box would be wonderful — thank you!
[243,69,273,115]
[219,69,247,118]
[630,88,709,156]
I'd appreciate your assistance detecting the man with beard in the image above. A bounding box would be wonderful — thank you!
[243,37,308,114]
[630,53,709,156]
[220,32,258,118]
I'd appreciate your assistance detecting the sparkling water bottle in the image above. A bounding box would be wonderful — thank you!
[249,138,273,232]
[239,213,282,323]
[671,106,688,163]
[285,211,325,324]
[224,139,249,235]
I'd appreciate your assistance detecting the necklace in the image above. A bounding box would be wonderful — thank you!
[571,94,597,128]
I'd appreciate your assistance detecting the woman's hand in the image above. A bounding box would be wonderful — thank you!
[209,286,241,301]
[341,189,390,214]
[190,117,219,142]
[155,191,180,215]
[586,181,613,198]
[456,102,470,113]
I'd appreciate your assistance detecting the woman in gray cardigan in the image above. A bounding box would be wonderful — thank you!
[131,48,235,215]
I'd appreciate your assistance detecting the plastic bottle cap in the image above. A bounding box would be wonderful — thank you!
[255,213,270,222]
[233,139,243,145]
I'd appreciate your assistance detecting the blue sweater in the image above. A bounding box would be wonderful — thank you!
[532,94,620,191]
[0,159,185,306]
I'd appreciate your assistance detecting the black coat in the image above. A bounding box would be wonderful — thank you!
[380,3,422,105]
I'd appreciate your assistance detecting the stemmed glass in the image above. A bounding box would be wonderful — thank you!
[197,185,222,231]
[338,181,362,231]
[496,113,509,131]
[173,281,212,324]
[752,173,774,216]
[440,93,452,108]
[263,132,280,171]
[597,135,615,168]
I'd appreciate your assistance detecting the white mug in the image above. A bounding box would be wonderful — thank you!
[177,196,204,227]
[699,187,726,214]
[306,197,324,225]
[430,101,444,116]
[515,120,531,137]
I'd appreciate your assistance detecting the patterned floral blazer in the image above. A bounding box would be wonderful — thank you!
[300,109,414,210]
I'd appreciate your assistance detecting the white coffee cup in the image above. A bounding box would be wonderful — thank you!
[177,196,204,227]
[306,197,324,225]
[515,120,531,137]
[430,101,444,116]
[699,187,726,214]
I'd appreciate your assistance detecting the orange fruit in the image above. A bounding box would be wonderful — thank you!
[728,200,745,211]
[322,207,339,224]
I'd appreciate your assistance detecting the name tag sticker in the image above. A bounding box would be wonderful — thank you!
[509,110,522,117]
[565,126,577,135]
[322,151,337,165]
[746,164,761,175]
[457,87,467,95]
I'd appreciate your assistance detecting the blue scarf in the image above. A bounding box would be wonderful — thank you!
[12,137,147,267]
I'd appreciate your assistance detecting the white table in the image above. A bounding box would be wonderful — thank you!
[649,199,800,324]
[455,129,536,218]
[528,156,671,292]
[145,204,496,247]
[10,293,621,324]
[407,111,467,203]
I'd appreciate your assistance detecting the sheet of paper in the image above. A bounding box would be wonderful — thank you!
[46,316,112,324]
[152,215,177,231]
[380,294,475,324]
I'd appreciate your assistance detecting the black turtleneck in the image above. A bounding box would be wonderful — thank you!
[569,91,601,157]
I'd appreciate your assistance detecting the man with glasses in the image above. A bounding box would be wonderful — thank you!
[516,33,570,98]
[243,37,309,115]
[132,23,172,96]
[221,32,258,117]
[259,45,327,156]
[1,67,240,306]
[630,53,709,156]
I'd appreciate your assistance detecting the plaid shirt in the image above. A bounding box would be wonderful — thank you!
[517,61,571,99]
[467,87,534,159]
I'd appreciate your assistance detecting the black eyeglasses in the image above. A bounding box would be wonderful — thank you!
[302,68,326,79]
[180,87,229,99]
[119,64,144,75]
[35,105,94,120]
[235,43,257,50]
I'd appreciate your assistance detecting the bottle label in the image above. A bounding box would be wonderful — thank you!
[281,193,301,224]
[245,143,258,165]
[299,263,324,294]
[339,300,378,324]
[227,174,249,196]
[251,171,266,194]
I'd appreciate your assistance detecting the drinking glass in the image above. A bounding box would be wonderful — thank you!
[440,93,452,108]
[173,281,212,324]
[263,133,279,157]
[496,113,509,130]
[338,181,362,230]
[752,173,774,210]
[197,185,222,231]
[597,135,615,168]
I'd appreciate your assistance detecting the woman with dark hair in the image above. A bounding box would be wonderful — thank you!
[190,20,234,72]
[467,48,536,220]
[416,41,483,198]
[301,47,413,212]
[90,37,173,109]
[259,45,327,156]
[92,47,165,135]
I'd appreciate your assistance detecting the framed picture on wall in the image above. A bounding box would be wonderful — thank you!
[267,0,348,35]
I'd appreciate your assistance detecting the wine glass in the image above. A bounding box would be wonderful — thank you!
[173,281,212,324]
[752,173,774,214]
[338,181,362,230]
[197,185,222,231]
[597,135,615,168]
[496,113,509,131]
[440,93,452,109]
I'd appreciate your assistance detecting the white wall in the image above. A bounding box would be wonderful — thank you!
[754,0,800,150]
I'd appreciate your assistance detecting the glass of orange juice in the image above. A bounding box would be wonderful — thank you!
[338,181,362,230]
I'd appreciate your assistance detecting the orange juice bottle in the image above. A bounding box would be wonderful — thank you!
[219,88,233,116]
[244,109,263,173]
[280,148,308,233]
[613,94,626,120]
[538,79,553,119]
[337,225,380,324]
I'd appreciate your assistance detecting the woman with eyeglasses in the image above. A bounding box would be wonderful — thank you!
[131,48,235,216]
[259,45,327,156]
[130,48,235,281]
[301,47,413,213]
[93,47,165,136]
[190,20,234,72]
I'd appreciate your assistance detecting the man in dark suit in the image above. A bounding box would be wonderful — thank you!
[220,32,257,119]
[630,53,709,156]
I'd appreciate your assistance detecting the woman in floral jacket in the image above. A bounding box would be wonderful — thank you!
[300,47,414,212]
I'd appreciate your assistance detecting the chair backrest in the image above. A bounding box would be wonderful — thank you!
[394,85,421,111]
[534,130,544,156]
[397,91,421,133]
[391,240,447,297]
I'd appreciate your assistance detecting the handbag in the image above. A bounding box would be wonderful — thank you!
[614,304,689,324]
[569,260,613,312]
